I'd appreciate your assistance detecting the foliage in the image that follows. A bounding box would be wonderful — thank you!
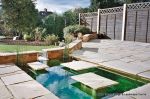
[63,45,70,62]
[64,34,74,43]
[1,0,38,36]
[34,27,47,41]
[47,59,61,67]
[42,14,65,39]
[74,25,91,35]
[23,34,32,41]
[44,34,59,45]
[63,8,89,26]
[89,0,150,12]
[63,25,91,36]
[89,0,123,11]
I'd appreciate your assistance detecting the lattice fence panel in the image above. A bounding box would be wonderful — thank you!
[127,2,150,10]
[99,7,123,15]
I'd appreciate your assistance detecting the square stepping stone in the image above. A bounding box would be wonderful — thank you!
[71,73,118,90]
[0,66,21,75]
[27,62,49,70]
[1,73,33,85]
[61,61,98,71]
[7,80,50,99]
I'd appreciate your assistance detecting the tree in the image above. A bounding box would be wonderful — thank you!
[1,0,38,37]
[90,0,123,11]
[63,8,88,26]
[89,0,150,12]
[42,13,65,40]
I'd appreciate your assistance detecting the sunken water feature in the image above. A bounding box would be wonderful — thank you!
[29,66,146,99]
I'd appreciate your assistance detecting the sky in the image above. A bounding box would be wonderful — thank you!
[36,0,91,13]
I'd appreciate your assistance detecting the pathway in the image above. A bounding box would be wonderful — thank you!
[0,64,59,99]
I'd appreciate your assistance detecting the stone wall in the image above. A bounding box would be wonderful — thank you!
[43,40,82,60]
[0,40,82,64]
[0,51,38,64]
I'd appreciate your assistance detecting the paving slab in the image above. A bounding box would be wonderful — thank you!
[138,71,150,79]
[1,73,33,85]
[100,60,150,75]
[0,66,21,75]
[110,95,134,99]
[71,73,118,90]
[0,70,25,77]
[27,62,49,70]
[35,94,59,99]
[0,64,16,68]
[0,79,13,99]
[123,83,150,99]
[61,61,98,71]
[7,80,51,99]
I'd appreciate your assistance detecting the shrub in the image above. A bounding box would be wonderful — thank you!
[47,59,61,67]
[64,34,74,43]
[74,25,91,35]
[24,34,32,41]
[63,25,91,36]
[44,34,59,45]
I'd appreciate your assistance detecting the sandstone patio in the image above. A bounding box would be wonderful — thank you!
[71,39,150,99]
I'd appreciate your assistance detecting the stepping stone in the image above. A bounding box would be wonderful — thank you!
[0,79,13,99]
[27,62,49,71]
[1,73,33,85]
[0,66,21,75]
[71,73,118,90]
[7,80,51,99]
[61,61,98,71]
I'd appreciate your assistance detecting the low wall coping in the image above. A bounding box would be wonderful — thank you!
[43,40,82,52]
[0,51,39,56]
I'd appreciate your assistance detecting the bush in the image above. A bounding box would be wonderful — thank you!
[63,25,91,36]
[64,34,74,43]
[74,25,91,34]
[47,59,61,67]
[24,34,32,41]
[44,34,59,45]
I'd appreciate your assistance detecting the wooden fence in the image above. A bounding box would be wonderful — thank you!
[79,2,150,43]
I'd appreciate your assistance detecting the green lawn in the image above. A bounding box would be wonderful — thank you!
[0,44,56,52]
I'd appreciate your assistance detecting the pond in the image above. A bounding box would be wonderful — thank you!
[30,66,146,99]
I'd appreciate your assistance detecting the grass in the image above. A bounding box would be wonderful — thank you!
[0,44,56,52]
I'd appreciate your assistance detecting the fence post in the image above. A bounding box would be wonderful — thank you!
[121,4,127,41]
[79,13,81,25]
[97,9,100,34]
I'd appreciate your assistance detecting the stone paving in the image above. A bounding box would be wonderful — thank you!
[61,61,98,71]
[71,39,150,80]
[71,39,150,99]
[71,73,118,90]
[0,64,59,99]
[27,62,49,71]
